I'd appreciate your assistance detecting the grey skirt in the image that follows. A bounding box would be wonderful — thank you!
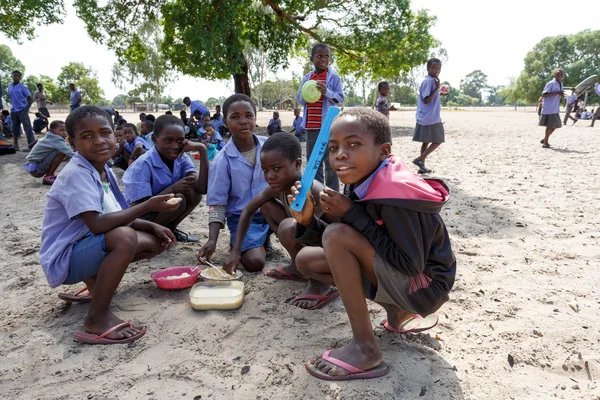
[413,122,445,143]
[538,114,562,129]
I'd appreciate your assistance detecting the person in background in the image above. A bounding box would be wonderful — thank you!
[538,69,565,148]
[211,104,224,135]
[33,112,49,134]
[8,70,35,151]
[69,83,82,112]
[290,108,305,142]
[563,89,578,125]
[33,83,52,118]
[376,81,391,119]
[183,97,209,119]
[24,120,74,185]
[140,120,154,148]
[267,111,283,136]
[591,83,600,127]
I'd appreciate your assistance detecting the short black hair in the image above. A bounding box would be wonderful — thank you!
[222,93,257,120]
[49,120,64,130]
[261,133,302,162]
[2,110,10,116]
[165,111,173,115]
[65,106,114,139]
[115,125,124,131]
[180,110,187,117]
[378,81,389,91]
[145,114,156,122]
[141,120,154,130]
[335,108,391,145]
[118,119,128,126]
[139,112,146,118]
[183,96,191,103]
[311,43,330,58]
[123,123,138,134]
[37,83,43,88]
[12,70,22,75]
[154,114,185,137]
[427,58,442,69]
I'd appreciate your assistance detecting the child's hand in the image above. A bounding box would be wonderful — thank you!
[172,176,196,194]
[223,251,241,274]
[198,240,216,262]
[150,223,177,248]
[146,193,183,213]
[287,181,316,226]
[179,140,206,157]
[319,188,353,218]
[316,81,327,94]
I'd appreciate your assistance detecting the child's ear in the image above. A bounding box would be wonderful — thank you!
[379,143,391,160]
[294,158,303,170]
[68,137,76,149]
[152,134,157,144]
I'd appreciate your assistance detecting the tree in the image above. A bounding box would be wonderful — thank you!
[391,85,418,106]
[23,75,59,102]
[205,97,219,109]
[0,1,64,40]
[486,85,509,106]
[112,94,129,108]
[0,45,25,104]
[255,79,296,109]
[56,62,104,104]
[460,70,488,100]
[514,30,600,104]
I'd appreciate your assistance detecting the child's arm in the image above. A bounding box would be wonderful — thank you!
[423,78,440,105]
[288,181,330,245]
[130,143,146,162]
[179,140,209,194]
[112,143,124,159]
[130,219,177,249]
[322,73,344,105]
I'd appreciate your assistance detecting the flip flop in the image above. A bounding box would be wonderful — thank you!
[58,287,92,303]
[73,322,147,345]
[263,266,307,282]
[293,289,339,310]
[305,349,389,381]
[376,314,439,334]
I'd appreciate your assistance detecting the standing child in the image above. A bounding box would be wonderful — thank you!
[122,123,149,166]
[296,43,344,191]
[539,70,565,148]
[290,108,305,142]
[40,106,180,344]
[123,114,209,242]
[198,94,269,272]
[376,81,391,119]
[412,58,447,174]
[563,89,578,125]
[267,111,282,136]
[24,120,74,185]
[287,108,456,380]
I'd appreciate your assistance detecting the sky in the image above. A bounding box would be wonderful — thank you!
[1,0,599,101]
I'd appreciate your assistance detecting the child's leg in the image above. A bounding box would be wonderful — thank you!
[240,246,266,272]
[543,127,555,145]
[292,247,336,309]
[420,142,428,156]
[45,153,65,177]
[260,199,288,233]
[417,143,441,162]
[148,193,188,229]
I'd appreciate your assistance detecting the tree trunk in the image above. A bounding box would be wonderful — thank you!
[233,58,252,97]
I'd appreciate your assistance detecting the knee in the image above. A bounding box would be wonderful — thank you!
[322,222,353,249]
[172,193,187,213]
[182,190,201,208]
[106,226,138,253]
[294,247,312,274]
[242,255,265,272]
[277,218,297,245]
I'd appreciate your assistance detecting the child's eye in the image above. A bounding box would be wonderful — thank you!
[349,142,361,148]
[329,146,338,152]
[165,139,172,143]
[273,167,279,172]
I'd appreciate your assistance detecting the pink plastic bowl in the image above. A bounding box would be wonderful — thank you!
[151,266,200,290]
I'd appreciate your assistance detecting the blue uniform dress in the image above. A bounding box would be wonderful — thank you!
[413,75,444,144]
[207,134,269,251]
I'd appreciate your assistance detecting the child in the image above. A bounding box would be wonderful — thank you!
[287,108,456,380]
[290,108,305,142]
[296,43,344,191]
[564,89,578,125]
[412,58,447,173]
[198,114,212,135]
[376,81,391,119]
[539,69,565,148]
[198,94,269,272]
[201,124,224,161]
[33,112,49,134]
[140,120,154,147]
[123,115,209,242]
[267,111,282,136]
[111,125,128,170]
[24,120,74,185]
[122,123,149,166]
[211,104,224,135]
[40,106,181,344]
[1,110,12,138]
[223,133,334,285]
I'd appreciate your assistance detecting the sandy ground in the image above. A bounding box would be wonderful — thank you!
[1,109,599,400]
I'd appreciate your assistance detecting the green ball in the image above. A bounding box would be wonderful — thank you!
[302,80,322,103]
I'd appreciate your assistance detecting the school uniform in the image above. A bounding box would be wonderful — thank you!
[207,134,269,251]
[211,114,224,135]
[40,153,129,288]
[122,146,197,205]
[377,95,390,119]
[33,117,48,133]
[7,82,35,145]
[124,136,149,157]
[190,101,209,118]
[539,78,563,129]
[563,93,578,125]
[296,69,344,191]
[292,116,305,141]
[24,131,74,177]
[70,90,82,112]
[33,90,51,117]
[143,131,154,148]
[296,155,456,316]
[413,76,444,144]
[267,118,282,136]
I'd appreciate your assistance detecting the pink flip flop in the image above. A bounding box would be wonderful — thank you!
[305,349,389,381]
[73,322,147,345]
[58,287,92,303]
[377,314,439,334]
[264,266,307,282]
[293,289,339,310]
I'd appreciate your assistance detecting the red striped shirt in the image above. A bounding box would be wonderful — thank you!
[305,70,327,130]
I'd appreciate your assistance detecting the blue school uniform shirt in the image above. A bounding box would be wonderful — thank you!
[143,131,154,148]
[541,79,563,115]
[39,153,129,288]
[7,82,31,112]
[207,134,268,216]
[124,136,149,154]
[70,90,82,106]
[122,146,197,204]
[416,76,441,126]
[190,101,209,117]
[211,114,223,133]
[292,116,304,134]
[296,69,344,129]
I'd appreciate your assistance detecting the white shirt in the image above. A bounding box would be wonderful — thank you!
[566,94,578,107]
[101,182,123,214]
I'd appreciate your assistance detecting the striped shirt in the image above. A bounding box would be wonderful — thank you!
[305,70,328,130]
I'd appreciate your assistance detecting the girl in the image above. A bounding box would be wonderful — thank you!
[412,58,447,174]
[198,94,269,272]
[40,106,181,345]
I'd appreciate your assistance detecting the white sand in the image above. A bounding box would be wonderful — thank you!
[0,110,599,399]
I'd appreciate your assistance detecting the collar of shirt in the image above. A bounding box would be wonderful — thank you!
[352,158,390,200]
[149,146,181,175]
[71,152,127,208]
[224,133,261,165]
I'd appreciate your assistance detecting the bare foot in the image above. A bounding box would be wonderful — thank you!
[379,302,414,330]
[266,264,305,280]
[84,310,142,340]
[292,280,334,309]
[310,339,382,377]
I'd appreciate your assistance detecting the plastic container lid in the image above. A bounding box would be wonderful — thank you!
[189,281,244,310]
[302,80,322,103]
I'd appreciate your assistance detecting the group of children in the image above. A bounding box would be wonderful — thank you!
[38,44,456,381]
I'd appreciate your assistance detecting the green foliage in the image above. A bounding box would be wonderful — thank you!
[112,94,129,108]
[514,30,600,104]
[486,85,509,106]
[0,44,25,104]
[254,80,296,109]
[205,97,220,109]
[460,70,489,100]
[56,62,104,104]
[391,85,417,106]
[0,0,65,40]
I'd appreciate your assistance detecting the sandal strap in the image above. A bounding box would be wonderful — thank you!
[96,322,132,339]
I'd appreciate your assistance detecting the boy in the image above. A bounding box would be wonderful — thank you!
[290,108,305,142]
[267,111,282,136]
[564,89,578,125]
[296,43,344,191]
[211,104,224,135]
[33,112,49,134]
[140,120,154,147]
[33,83,52,118]
[123,114,208,242]
[539,69,565,148]
[122,123,148,166]
[24,120,74,185]
[183,97,209,119]
[111,125,129,170]
[69,83,82,112]
[8,70,35,151]
[288,108,455,380]
[376,81,391,119]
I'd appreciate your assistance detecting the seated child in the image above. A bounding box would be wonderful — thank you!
[198,94,270,271]
[223,133,334,282]
[40,106,181,344]
[1,110,11,139]
[33,112,49,134]
[111,125,129,170]
[287,108,456,380]
[267,111,282,136]
[122,123,149,166]
[201,124,219,162]
[123,115,208,243]
[376,81,391,119]
[211,104,224,135]
[290,108,305,142]
[140,120,154,148]
[24,120,74,185]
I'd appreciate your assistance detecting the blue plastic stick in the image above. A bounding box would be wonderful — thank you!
[291,106,341,212]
